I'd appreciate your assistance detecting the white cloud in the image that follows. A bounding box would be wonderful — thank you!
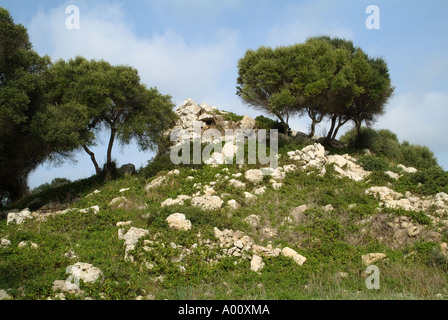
[28,2,241,105]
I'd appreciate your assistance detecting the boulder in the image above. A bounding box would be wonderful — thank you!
[0,238,11,248]
[245,169,263,184]
[7,208,33,225]
[282,247,307,266]
[250,255,265,272]
[398,164,418,174]
[122,227,150,261]
[239,115,256,130]
[227,199,240,210]
[0,289,12,300]
[68,262,103,283]
[166,213,192,231]
[161,195,191,207]
[191,195,223,211]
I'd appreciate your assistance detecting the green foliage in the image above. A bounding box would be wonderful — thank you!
[0,8,54,203]
[255,115,290,134]
[32,178,72,194]
[340,127,439,170]
[394,167,448,196]
[358,155,390,172]
[216,110,244,122]
[139,153,176,179]
[47,57,177,180]
[237,36,393,139]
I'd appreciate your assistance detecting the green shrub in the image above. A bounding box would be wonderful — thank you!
[340,127,377,150]
[216,110,244,122]
[340,127,439,170]
[400,142,438,169]
[395,167,448,195]
[140,153,176,178]
[255,115,290,135]
[358,155,390,172]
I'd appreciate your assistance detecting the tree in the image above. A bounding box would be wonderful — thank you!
[47,57,177,180]
[236,46,301,137]
[0,8,81,203]
[237,36,393,141]
[299,36,393,141]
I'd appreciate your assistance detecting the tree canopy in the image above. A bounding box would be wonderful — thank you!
[236,36,394,141]
[0,7,177,204]
[46,57,177,180]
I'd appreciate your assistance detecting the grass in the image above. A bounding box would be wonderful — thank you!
[1,138,448,300]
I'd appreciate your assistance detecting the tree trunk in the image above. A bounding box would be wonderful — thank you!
[331,117,349,140]
[82,145,101,175]
[274,112,289,139]
[326,115,337,140]
[355,119,362,136]
[105,127,117,181]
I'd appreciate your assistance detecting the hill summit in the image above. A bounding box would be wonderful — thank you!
[1,99,448,301]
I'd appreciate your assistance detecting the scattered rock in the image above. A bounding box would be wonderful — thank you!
[63,250,78,259]
[145,176,167,191]
[7,208,33,225]
[365,186,403,201]
[407,226,421,237]
[110,197,137,211]
[271,182,282,190]
[254,186,266,195]
[18,241,38,249]
[245,169,263,184]
[166,213,192,231]
[79,206,100,214]
[1,238,11,248]
[243,214,260,228]
[191,195,223,210]
[161,195,191,207]
[240,115,256,130]
[122,227,150,261]
[250,255,265,272]
[282,247,307,266]
[227,199,240,210]
[168,169,180,176]
[0,289,11,300]
[86,190,100,197]
[68,262,103,283]
[361,253,386,265]
[385,171,400,180]
[336,272,349,279]
[252,244,281,257]
[283,164,297,173]
[290,205,308,223]
[398,164,418,174]
[229,179,246,189]
[52,280,82,295]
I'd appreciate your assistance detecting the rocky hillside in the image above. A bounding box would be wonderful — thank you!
[1,99,448,300]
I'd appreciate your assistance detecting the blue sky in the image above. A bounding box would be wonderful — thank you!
[2,0,448,188]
